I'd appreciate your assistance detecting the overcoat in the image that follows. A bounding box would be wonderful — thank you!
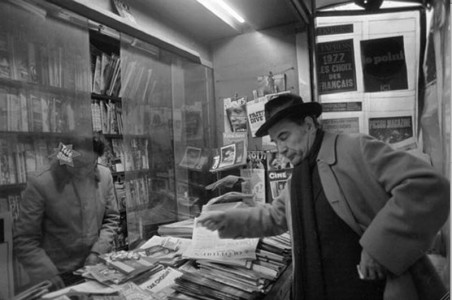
[14,162,120,285]
[217,132,450,299]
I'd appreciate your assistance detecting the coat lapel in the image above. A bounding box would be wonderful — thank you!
[317,132,363,236]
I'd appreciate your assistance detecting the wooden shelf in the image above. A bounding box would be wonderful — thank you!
[0,77,88,98]
[112,171,125,177]
[0,131,90,139]
[91,92,122,103]
[103,133,123,139]
[0,183,27,191]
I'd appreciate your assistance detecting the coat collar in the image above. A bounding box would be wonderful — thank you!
[317,131,338,165]
[51,160,101,192]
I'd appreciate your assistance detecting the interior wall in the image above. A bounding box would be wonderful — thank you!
[77,0,213,65]
[296,30,312,102]
[211,23,300,148]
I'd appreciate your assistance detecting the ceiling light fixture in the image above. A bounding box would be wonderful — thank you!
[196,0,245,30]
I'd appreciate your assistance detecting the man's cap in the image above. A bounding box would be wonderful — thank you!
[255,94,322,137]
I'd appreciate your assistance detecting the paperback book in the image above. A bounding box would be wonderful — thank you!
[209,140,247,172]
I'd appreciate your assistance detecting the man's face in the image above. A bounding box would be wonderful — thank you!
[268,117,316,166]
[66,149,98,178]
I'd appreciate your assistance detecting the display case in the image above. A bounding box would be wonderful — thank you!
[0,0,217,295]
[118,34,216,246]
[0,0,93,292]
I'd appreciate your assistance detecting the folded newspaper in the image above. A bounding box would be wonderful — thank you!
[183,218,259,265]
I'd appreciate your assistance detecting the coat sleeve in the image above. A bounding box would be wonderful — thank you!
[91,168,120,254]
[13,176,59,283]
[216,182,289,239]
[358,135,450,275]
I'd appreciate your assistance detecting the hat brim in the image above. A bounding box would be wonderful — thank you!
[255,102,322,137]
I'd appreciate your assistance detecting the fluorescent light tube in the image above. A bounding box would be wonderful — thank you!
[197,0,245,26]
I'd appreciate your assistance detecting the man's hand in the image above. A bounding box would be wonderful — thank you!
[197,211,227,232]
[205,175,249,190]
[48,275,65,291]
[204,192,256,209]
[84,252,100,266]
[359,249,387,280]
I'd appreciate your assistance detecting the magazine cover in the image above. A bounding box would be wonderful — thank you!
[316,39,357,95]
[368,115,416,149]
[210,141,247,172]
[179,146,201,169]
[223,96,248,134]
[267,151,293,202]
[112,0,137,24]
[361,36,408,92]
[241,150,267,204]
[321,117,360,134]
[218,143,236,169]
[246,91,291,138]
[246,96,267,138]
[256,72,287,97]
[182,103,203,141]
[222,131,247,145]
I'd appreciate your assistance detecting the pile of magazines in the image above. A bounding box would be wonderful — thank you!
[40,225,291,300]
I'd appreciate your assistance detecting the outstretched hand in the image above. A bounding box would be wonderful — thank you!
[49,275,65,291]
[204,191,256,208]
[205,175,249,190]
[84,252,100,266]
[197,211,227,232]
[358,249,387,281]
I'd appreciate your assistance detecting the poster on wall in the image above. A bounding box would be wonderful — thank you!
[322,101,362,113]
[321,101,364,133]
[368,115,415,149]
[361,36,408,92]
[314,9,422,149]
[316,39,357,95]
[322,117,360,134]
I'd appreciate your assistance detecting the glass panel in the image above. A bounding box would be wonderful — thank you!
[172,58,217,219]
[120,35,216,246]
[0,1,94,295]
[120,36,175,246]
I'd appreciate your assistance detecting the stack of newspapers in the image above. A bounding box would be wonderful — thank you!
[171,218,291,300]
[157,218,195,238]
[40,221,291,300]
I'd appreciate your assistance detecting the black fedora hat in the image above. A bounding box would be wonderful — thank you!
[255,94,322,137]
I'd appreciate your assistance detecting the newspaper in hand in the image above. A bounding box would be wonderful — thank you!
[183,218,259,264]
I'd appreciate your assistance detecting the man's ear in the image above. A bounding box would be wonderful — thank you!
[304,116,316,131]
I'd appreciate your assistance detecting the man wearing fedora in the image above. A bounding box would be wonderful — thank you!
[198,93,449,300]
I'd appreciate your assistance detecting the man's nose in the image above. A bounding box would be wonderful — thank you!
[277,142,287,155]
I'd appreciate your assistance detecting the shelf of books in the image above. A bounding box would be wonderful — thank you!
[0,1,219,297]
[89,27,129,252]
[0,5,93,208]
[0,0,96,293]
[88,28,218,249]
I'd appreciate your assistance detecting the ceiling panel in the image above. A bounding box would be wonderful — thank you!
[227,0,300,30]
[132,0,300,44]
